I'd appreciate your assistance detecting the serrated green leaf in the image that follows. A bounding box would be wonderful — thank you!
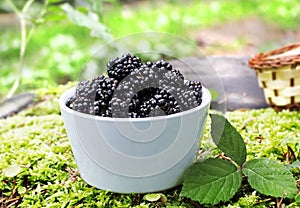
[143,193,161,202]
[181,158,242,205]
[2,164,21,177]
[243,158,297,199]
[210,114,246,166]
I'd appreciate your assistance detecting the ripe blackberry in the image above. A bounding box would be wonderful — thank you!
[143,59,175,75]
[154,60,173,71]
[158,80,199,113]
[177,89,199,111]
[160,68,184,85]
[134,87,183,118]
[107,53,142,81]
[66,75,118,117]
[66,95,75,109]
[69,79,99,115]
[185,80,203,105]
[93,77,118,116]
[139,99,165,117]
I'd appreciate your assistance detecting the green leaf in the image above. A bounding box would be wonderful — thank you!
[143,193,161,202]
[181,158,242,205]
[210,114,246,166]
[243,158,297,199]
[295,193,300,202]
[158,193,167,203]
[85,0,104,18]
[18,186,27,195]
[61,3,113,42]
[208,88,219,101]
[2,164,21,177]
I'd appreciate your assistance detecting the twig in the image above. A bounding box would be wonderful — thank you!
[276,193,286,208]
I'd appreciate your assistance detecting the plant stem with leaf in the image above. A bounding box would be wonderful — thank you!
[5,0,48,98]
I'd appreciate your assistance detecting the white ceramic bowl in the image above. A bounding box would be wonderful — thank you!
[59,86,211,193]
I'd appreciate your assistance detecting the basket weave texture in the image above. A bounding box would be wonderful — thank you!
[248,43,300,110]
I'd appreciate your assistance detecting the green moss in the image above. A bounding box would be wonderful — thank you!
[227,109,300,161]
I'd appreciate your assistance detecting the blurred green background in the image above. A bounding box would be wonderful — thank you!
[1,0,300,99]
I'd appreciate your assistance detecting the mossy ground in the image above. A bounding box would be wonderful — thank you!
[0,84,299,207]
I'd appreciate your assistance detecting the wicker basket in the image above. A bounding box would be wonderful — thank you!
[248,43,300,111]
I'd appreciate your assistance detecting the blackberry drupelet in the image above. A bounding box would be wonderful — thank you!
[107,53,142,82]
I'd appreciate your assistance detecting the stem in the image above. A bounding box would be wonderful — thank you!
[4,0,20,14]
[219,153,241,168]
[6,0,34,98]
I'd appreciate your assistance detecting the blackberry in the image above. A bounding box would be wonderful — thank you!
[111,65,164,117]
[185,80,203,105]
[154,60,173,71]
[160,68,184,85]
[143,59,175,75]
[139,100,165,117]
[66,95,75,109]
[93,77,118,117]
[177,89,199,111]
[66,75,118,117]
[69,79,99,115]
[135,89,180,118]
[107,53,142,81]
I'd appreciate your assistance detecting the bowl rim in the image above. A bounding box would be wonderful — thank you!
[59,86,211,122]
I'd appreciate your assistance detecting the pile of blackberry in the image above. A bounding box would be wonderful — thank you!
[66,53,203,118]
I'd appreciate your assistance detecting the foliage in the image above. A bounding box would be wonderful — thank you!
[103,0,300,36]
[1,0,112,99]
[0,85,300,207]
[181,114,298,205]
